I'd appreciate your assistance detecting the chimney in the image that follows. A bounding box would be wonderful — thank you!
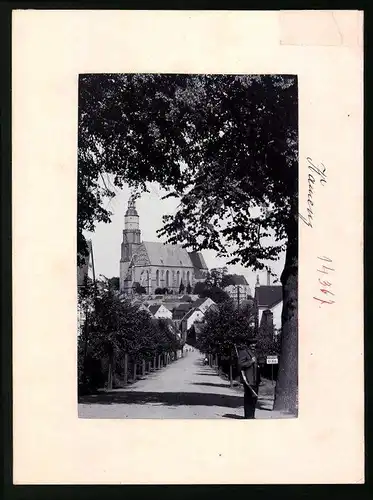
[255,275,260,287]
[267,270,271,286]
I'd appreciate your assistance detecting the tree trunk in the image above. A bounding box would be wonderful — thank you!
[273,224,298,415]
[123,353,128,385]
[108,362,113,390]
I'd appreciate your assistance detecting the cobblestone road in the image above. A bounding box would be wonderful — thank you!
[78,348,286,419]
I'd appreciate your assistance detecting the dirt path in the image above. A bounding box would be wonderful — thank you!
[78,349,287,419]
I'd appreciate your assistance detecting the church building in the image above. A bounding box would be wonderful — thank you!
[119,197,209,295]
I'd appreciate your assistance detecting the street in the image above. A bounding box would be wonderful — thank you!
[79,348,286,419]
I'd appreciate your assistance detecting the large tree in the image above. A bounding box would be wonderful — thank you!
[78,74,298,414]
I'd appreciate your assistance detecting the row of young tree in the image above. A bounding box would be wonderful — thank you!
[196,300,280,381]
[78,278,183,394]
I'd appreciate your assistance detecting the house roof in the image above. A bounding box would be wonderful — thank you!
[193,297,213,309]
[148,304,162,315]
[181,308,203,322]
[176,302,194,312]
[142,241,193,268]
[173,303,193,319]
[255,285,283,308]
[180,295,193,302]
[189,252,208,270]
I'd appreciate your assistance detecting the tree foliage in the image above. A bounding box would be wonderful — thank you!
[197,301,256,358]
[78,74,297,270]
[199,286,230,304]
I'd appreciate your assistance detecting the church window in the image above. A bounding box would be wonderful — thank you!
[176,271,180,286]
[187,271,190,284]
[165,270,170,287]
[156,269,160,287]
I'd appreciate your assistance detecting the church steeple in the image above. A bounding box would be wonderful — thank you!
[124,196,140,230]
[125,196,139,217]
[120,196,142,292]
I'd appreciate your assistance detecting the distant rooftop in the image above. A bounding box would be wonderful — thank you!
[255,285,283,308]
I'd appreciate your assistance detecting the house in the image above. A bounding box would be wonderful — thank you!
[148,304,173,319]
[192,297,216,314]
[254,284,283,334]
[223,274,252,302]
[172,303,194,328]
[180,308,205,334]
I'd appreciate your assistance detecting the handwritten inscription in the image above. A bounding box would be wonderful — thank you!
[314,256,335,307]
[299,157,327,228]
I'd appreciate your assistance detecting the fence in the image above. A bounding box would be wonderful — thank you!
[203,352,278,387]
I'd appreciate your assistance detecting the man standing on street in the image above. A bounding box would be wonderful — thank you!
[237,340,260,419]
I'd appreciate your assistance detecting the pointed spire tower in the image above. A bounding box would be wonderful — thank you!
[120,195,142,292]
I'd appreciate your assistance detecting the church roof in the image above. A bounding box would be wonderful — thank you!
[189,251,208,270]
[142,241,193,268]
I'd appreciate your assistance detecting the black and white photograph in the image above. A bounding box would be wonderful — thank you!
[77,73,298,420]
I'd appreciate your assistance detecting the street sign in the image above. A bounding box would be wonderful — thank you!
[266,355,278,365]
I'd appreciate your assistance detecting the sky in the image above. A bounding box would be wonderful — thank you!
[84,181,286,295]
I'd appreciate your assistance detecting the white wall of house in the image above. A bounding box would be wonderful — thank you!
[187,309,205,330]
[271,301,283,330]
[198,297,215,314]
[224,284,252,300]
[258,301,283,330]
[154,305,173,319]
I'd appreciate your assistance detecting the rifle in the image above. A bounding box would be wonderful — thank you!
[234,344,258,398]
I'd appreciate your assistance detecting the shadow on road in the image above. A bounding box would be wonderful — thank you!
[195,372,219,376]
[191,382,232,389]
[79,390,244,408]
[222,413,245,419]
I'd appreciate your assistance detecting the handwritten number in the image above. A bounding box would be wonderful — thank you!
[315,256,335,306]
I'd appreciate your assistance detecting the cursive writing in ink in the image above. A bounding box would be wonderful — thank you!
[299,157,327,228]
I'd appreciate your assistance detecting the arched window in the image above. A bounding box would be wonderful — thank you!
[156,269,160,288]
[176,271,180,286]
[187,271,190,284]
[166,270,170,287]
